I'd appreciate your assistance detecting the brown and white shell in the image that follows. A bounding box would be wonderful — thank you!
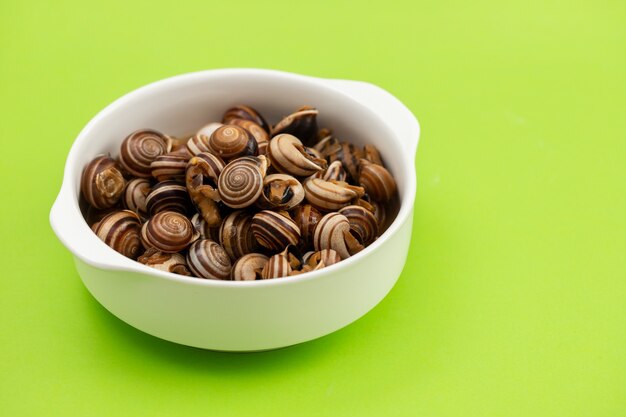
[187,239,232,280]
[256,174,305,210]
[261,248,293,279]
[145,180,191,216]
[122,178,151,219]
[231,253,269,281]
[313,212,363,259]
[219,211,259,260]
[251,210,301,252]
[222,105,270,133]
[291,204,322,247]
[81,155,126,209]
[119,129,172,178]
[359,159,397,202]
[218,155,268,209]
[267,134,327,177]
[303,249,342,269]
[138,248,191,276]
[303,177,365,211]
[327,141,363,182]
[93,210,143,260]
[208,125,257,161]
[150,154,188,182]
[228,118,269,156]
[141,211,199,253]
[196,122,223,139]
[190,212,220,241]
[339,205,379,246]
[271,106,319,146]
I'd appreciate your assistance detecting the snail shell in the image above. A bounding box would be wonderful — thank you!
[208,125,258,161]
[261,248,292,279]
[363,144,384,166]
[267,134,327,177]
[93,210,143,260]
[196,122,223,138]
[303,249,342,269]
[145,180,191,216]
[359,159,397,202]
[328,141,363,182]
[291,204,322,247]
[271,106,319,146]
[256,174,304,210]
[123,178,151,219]
[303,177,365,211]
[218,155,268,209]
[141,211,199,253]
[231,253,269,281]
[370,200,388,228]
[187,239,232,280]
[312,160,347,182]
[313,212,364,259]
[228,118,270,156]
[219,211,259,260]
[222,105,270,133]
[81,155,126,209]
[185,134,211,156]
[150,154,188,182]
[186,152,225,227]
[339,205,379,245]
[138,248,191,276]
[251,210,301,252]
[119,129,172,178]
[190,213,220,241]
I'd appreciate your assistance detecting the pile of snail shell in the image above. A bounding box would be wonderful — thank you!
[81,104,398,281]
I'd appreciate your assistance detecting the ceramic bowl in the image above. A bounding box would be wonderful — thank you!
[50,69,420,351]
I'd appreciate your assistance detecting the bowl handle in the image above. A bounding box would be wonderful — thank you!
[321,78,420,157]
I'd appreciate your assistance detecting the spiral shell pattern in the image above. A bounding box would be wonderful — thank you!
[267,134,327,177]
[359,159,397,202]
[185,134,211,156]
[138,248,191,276]
[123,178,151,219]
[261,251,292,279]
[150,154,188,182]
[187,239,232,280]
[208,125,257,161]
[291,204,322,247]
[257,174,305,210]
[303,177,365,211]
[228,118,269,155]
[119,129,172,178]
[218,156,267,208]
[328,141,363,182]
[271,106,319,146]
[190,213,220,241]
[231,253,269,281]
[81,155,126,209]
[222,105,270,133]
[313,212,363,259]
[141,211,199,253]
[145,180,191,216]
[339,205,379,245]
[219,211,259,260]
[93,210,143,259]
[251,210,301,252]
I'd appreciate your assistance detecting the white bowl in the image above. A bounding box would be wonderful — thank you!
[50,69,420,351]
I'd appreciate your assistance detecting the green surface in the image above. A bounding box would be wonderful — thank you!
[1,0,625,416]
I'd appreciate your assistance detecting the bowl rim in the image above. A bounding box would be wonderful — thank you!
[51,68,420,288]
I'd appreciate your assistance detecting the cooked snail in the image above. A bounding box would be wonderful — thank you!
[271,106,319,146]
[339,205,378,246]
[327,141,363,182]
[363,144,384,166]
[303,177,365,211]
[123,178,151,219]
[358,159,397,202]
[222,105,270,133]
[256,174,304,210]
[208,125,257,161]
[185,134,211,156]
[81,155,126,209]
[261,248,292,279]
[119,129,172,177]
[138,248,191,276]
[218,155,268,208]
[251,210,300,251]
[291,204,322,247]
[228,118,269,156]
[145,180,191,216]
[186,152,225,227]
[187,239,232,280]
[219,211,259,260]
[267,134,327,177]
[93,210,143,259]
[141,211,199,253]
[312,160,347,182]
[303,249,341,269]
[313,212,363,259]
[190,213,220,241]
[231,253,269,281]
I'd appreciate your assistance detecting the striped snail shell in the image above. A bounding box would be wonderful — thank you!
[218,155,268,209]
[141,211,199,253]
[313,212,364,259]
[261,248,292,279]
[190,213,220,241]
[208,125,258,161]
[251,210,301,252]
[93,210,143,260]
[271,106,319,146]
[150,154,188,182]
[123,178,151,219]
[370,200,388,229]
[328,141,363,182]
[267,134,327,177]
[303,177,365,211]
[363,144,384,166]
[303,249,342,269]
[219,211,259,260]
[228,118,269,156]
[186,239,232,280]
[359,159,397,202]
[222,105,270,133]
[291,204,322,247]
[186,134,211,156]
[196,122,223,139]
[339,205,379,246]
[312,160,347,182]
[313,134,341,155]
[256,174,304,210]
[119,129,172,178]
[81,155,126,209]
[231,253,269,281]
[145,180,191,216]
[138,248,191,276]
[186,152,225,227]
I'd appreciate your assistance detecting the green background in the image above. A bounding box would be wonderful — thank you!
[1,0,625,415]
